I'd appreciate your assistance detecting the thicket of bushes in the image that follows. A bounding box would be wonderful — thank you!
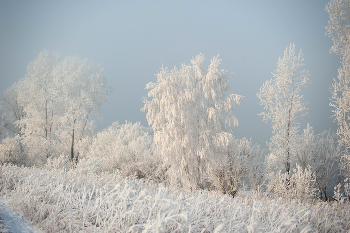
[2,119,347,201]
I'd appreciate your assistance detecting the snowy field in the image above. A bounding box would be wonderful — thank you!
[0,163,349,232]
[0,197,43,233]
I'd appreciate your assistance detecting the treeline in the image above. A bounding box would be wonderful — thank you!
[1,0,350,202]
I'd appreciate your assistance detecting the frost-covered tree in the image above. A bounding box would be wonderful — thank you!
[271,164,316,200]
[325,0,350,57]
[0,113,2,140]
[0,81,27,165]
[142,54,242,190]
[257,44,309,178]
[0,81,25,137]
[0,136,27,166]
[296,124,340,201]
[326,0,350,176]
[1,51,109,166]
[53,56,109,163]
[16,51,61,164]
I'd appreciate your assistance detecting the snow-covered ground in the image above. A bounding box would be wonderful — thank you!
[0,163,349,232]
[0,198,43,233]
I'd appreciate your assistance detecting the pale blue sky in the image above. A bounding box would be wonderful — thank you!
[0,1,340,148]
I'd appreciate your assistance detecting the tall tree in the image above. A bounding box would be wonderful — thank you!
[326,0,350,176]
[2,51,109,165]
[16,51,61,163]
[0,81,25,137]
[257,44,309,177]
[142,54,242,190]
[296,124,340,201]
[54,56,109,162]
[0,81,27,165]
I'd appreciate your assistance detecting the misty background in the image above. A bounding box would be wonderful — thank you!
[0,1,340,149]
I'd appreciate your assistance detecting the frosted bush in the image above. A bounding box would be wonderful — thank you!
[210,138,264,196]
[296,125,340,201]
[45,155,70,170]
[74,156,103,174]
[0,136,27,166]
[87,121,158,179]
[74,136,93,161]
[333,178,350,201]
[268,164,316,200]
[345,178,350,199]
[334,183,343,201]
[291,165,316,199]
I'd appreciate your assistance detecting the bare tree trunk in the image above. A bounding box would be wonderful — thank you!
[285,80,295,189]
[75,151,79,164]
[45,100,48,139]
[323,188,328,202]
[70,128,75,162]
[45,100,51,159]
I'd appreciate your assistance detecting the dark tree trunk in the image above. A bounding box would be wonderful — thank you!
[70,128,75,163]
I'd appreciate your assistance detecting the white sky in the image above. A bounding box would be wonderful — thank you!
[0,0,340,148]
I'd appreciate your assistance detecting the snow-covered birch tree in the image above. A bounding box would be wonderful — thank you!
[0,82,25,137]
[0,51,109,166]
[257,44,309,179]
[54,56,109,163]
[0,81,27,165]
[296,124,340,200]
[326,0,350,176]
[16,51,61,164]
[142,54,242,190]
